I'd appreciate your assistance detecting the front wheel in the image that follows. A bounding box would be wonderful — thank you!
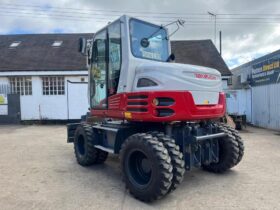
[120,133,173,202]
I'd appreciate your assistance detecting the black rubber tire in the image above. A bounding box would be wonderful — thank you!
[74,124,108,166]
[202,128,239,173]
[120,133,173,202]
[220,123,244,165]
[148,131,185,193]
[95,150,108,164]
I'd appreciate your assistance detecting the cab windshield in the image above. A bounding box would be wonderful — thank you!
[129,19,169,62]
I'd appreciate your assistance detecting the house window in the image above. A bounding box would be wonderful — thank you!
[9,77,32,95]
[42,76,65,95]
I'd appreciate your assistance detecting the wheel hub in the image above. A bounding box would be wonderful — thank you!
[127,150,152,187]
[141,158,151,173]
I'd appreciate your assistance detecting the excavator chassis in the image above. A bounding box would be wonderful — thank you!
[67,121,226,171]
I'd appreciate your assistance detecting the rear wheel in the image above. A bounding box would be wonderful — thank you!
[148,131,185,193]
[74,124,108,166]
[120,133,173,202]
[202,129,239,173]
[220,123,244,165]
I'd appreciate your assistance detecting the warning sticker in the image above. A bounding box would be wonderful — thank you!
[0,94,7,104]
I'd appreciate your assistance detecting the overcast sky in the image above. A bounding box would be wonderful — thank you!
[1,0,280,69]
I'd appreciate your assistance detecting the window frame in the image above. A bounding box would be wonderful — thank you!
[9,76,32,95]
[108,20,122,96]
[42,76,65,96]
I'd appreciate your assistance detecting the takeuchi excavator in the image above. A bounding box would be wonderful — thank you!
[67,15,244,202]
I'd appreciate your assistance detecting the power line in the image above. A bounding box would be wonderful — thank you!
[2,12,280,25]
[0,6,191,20]
[0,4,211,20]
[0,9,183,24]
[1,6,280,22]
[3,2,280,17]
[0,12,178,25]
[0,13,109,23]
[2,3,280,22]
[0,4,280,27]
[0,2,207,16]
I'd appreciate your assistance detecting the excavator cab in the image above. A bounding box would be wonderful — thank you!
[80,15,172,110]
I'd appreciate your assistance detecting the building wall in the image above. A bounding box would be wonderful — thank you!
[252,83,280,130]
[225,89,252,123]
[0,75,88,120]
[0,77,9,85]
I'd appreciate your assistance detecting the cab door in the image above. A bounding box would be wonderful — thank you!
[90,30,108,109]
[90,21,122,110]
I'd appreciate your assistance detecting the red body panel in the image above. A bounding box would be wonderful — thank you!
[91,91,226,122]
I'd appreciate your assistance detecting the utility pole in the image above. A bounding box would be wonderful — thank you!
[208,12,217,46]
[219,30,222,56]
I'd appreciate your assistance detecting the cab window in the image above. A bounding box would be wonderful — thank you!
[90,30,107,108]
[130,18,169,62]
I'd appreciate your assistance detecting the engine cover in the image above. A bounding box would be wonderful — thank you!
[133,62,222,105]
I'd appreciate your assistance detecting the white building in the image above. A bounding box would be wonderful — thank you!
[0,34,92,121]
[0,34,231,122]
[229,49,280,130]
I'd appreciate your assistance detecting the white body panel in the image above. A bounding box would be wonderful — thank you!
[133,62,222,104]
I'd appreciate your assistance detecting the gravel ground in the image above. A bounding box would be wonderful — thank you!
[0,125,279,210]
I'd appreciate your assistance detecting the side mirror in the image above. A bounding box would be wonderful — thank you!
[79,37,86,55]
[167,53,175,62]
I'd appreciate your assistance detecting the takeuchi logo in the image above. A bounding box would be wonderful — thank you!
[194,73,217,80]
